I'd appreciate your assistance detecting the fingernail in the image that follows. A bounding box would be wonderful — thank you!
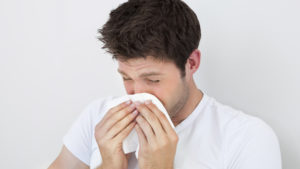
[126,100,131,105]
[132,110,138,116]
[129,103,135,109]
[145,100,152,105]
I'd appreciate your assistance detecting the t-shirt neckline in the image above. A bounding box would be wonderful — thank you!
[174,93,209,133]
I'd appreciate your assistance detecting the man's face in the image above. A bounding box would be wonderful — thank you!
[117,56,189,118]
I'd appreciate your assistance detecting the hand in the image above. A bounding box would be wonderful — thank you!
[134,101,178,169]
[94,100,138,169]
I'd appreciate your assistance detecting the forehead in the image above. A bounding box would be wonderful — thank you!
[117,56,178,75]
[117,56,180,78]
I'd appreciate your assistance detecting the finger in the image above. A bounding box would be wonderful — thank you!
[144,100,175,134]
[135,123,147,146]
[135,115,155,143]
[107,110,139,138]
[114,121,136,142]
[135,102,165,137]
[102,103,136,132]
[103,100,131,121]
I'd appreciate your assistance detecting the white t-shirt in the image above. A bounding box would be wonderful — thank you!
[63,93,282,169]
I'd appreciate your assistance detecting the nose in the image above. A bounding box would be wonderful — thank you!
[126,80,153,95]
[133,82,146,94]
[125,80,153,95]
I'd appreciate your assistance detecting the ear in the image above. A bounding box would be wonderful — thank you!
[185,49,201,80]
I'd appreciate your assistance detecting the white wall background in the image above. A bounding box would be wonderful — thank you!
[0,0,299,168]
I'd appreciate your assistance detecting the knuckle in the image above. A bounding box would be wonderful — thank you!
[158,113,167,120]
[151,145,159,153]
[110,115,119,122]
[149,104,158,111]
[125,107,133,114]
[114,122,121,129]
[146,114,156,122]
[122,105,132,114]
[128,113,136,120]
[144,145,151,153]
[111,109,129,122]
[136,115,143,122]
[160,139,168,147]
[96,135,107,146]
[145,125,153,133]
[148,102,155,108]
[139,105,147,112]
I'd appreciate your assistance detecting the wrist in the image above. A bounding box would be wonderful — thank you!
[97,163,127,169]
[96,165,104,169]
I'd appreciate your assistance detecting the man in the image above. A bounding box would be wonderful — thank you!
[48,0,282,169]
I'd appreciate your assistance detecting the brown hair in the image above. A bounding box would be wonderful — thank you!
[98,0,201,76]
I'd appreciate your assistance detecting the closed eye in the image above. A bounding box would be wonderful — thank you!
[122,77,132,81]
[148,79,160,83]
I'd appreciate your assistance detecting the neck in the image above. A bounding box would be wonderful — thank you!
[171,80,203,126]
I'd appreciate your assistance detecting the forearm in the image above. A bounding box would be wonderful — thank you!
[96,166,103,169]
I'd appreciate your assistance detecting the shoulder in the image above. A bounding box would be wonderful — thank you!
[204,95,281,167]
[202,95,279,149]
[204,95,275,136]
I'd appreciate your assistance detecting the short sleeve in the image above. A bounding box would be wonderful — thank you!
[63,98,104,166]
[224,116,282,169]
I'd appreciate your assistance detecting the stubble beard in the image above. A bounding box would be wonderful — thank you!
[168,80,190,120]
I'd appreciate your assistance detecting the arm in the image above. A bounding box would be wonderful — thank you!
[48,146,89,169]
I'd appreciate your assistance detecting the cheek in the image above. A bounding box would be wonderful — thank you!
[123,81,135,94]
[123,82,130,93]
[152,78,182,109]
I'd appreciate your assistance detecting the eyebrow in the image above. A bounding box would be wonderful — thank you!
[117,69,163,77]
